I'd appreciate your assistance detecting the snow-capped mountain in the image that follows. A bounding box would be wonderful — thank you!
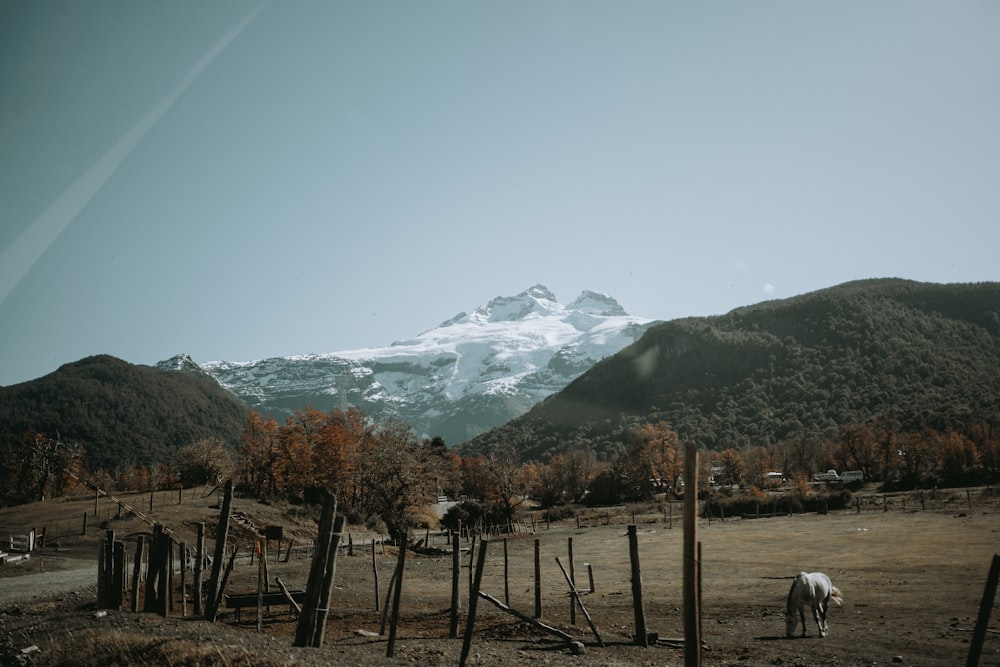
[175,285,657,445]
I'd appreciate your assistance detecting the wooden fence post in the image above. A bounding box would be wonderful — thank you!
[204,480,233,621]
[386,529,408,658]
[683,442,701,667]
[967,553,1000,667]
[193,523,205,616]
[450,530,461,637]
[313,514,346,647]
[568,537,576,625]
[628,525,647,646]
[459,539,489,667]
[130,535,144,612]
[294,493,336,647]
[534,538,542,618]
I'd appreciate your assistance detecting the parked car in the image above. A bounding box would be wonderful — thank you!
[815,470,841,482]
[839,470,864,483]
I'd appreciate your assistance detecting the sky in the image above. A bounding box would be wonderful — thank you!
[1,1,999,387]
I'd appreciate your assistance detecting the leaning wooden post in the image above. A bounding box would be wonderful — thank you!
[683,442,701,667]
[193,523,205,616]
[555,556,603,647]
[967,553,1000,667]
[628,525,648,646]
[313,514,346,647]
[386,529,409,658]
[459,538,490,667]
[294,493,336,647]
[450,530,461,637]
[204,480,233,621]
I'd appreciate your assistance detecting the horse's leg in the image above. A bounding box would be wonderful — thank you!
[816,601,828,637]
[799,607,807,637]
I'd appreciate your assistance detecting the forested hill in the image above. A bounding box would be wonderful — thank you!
[461,279,1000,463]
[0,355,249,471]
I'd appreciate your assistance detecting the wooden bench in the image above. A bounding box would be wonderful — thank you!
[224,589,305,622]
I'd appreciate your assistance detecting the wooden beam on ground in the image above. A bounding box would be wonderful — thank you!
[477,591,572,642]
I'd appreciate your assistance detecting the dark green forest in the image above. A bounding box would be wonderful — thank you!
[0,355,248,471]
[461,279,1000,463]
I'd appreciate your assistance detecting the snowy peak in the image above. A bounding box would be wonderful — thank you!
[187,285,659,445]
[155,353,204,375]
[567,290,627,317]
[467,284,559,324]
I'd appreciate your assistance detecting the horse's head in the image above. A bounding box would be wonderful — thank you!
[785,610,797,638]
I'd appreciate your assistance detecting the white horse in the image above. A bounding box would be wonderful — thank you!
[785,571,843,638]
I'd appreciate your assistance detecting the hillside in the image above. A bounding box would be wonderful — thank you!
[461,279,1000,462]
[0,355,249,471]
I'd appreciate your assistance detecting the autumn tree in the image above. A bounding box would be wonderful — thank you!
[237,411,281,497]
[535,449,598,506]
[20,431,84,502]
[174,437,235,487]
[355,419,438,540]
[624,421,683,497]
[837,424,879,481]
[713,448,745,487]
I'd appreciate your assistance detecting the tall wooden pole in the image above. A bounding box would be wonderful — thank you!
[450,530,461,637]
[204,480,233,621]
[683,442,700,666]
[628,525,648,646]
[967,553,1000,667]
[193,523,205,616]
[459,539,489,667]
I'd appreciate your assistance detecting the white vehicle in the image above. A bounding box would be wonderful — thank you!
[814,470,841,483]
[839,471,864,483]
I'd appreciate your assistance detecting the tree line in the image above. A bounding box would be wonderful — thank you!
[6,405,997,531]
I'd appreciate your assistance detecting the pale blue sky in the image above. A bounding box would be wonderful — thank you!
[2,1,998,386]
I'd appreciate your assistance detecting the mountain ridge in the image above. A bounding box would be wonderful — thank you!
[193,285,658,443]
[461,278,1000,462]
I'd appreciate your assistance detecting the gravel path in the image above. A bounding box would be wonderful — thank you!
[0,562,95,608]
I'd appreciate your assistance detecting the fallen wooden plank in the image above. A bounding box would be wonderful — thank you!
[477,591,573,642]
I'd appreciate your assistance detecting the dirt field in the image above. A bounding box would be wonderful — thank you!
[1,487,999,666]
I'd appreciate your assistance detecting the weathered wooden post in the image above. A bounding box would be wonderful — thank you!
[683,442,700,666]
[459,538,489,667]
[193,523,205,616]
[385,528,408,658]
[568,537,576,625]
[534,538,542,618]
[204,480,234,622]
[450,530,461,637]
[130,535,144,612]
[503,538,510,606]
[373,538,381,612]
[294,493,336,647]
[628,524,647,646]
[113,540,125,610]
[313,514,346,647]
[967,553,1000,667]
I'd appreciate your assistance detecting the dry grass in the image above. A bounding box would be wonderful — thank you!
[3,486,1000,665]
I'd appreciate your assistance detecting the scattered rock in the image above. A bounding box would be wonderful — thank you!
[570,641,586,655]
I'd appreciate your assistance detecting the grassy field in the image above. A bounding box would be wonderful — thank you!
[2,486,999,665]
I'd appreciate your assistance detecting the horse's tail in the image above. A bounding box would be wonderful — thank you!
[829,585,844,606]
